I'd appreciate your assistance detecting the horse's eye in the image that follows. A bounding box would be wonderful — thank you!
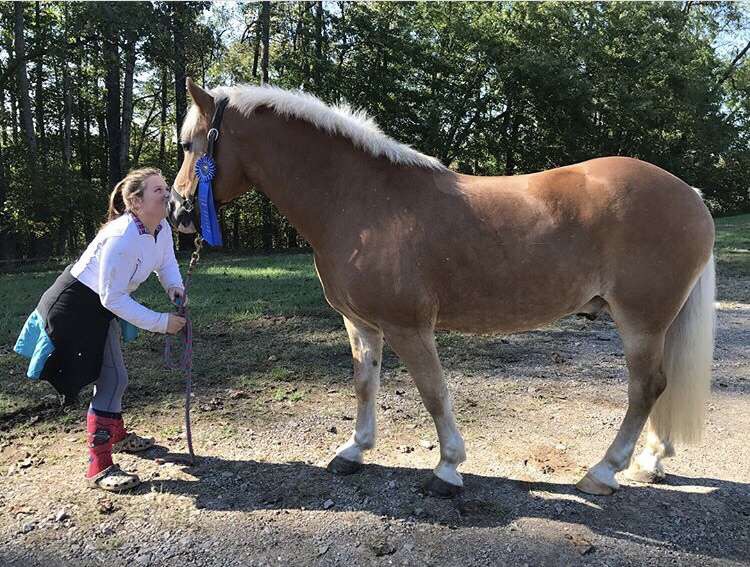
[181,141,192,152]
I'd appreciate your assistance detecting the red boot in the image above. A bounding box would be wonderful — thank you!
[85,411,140,492]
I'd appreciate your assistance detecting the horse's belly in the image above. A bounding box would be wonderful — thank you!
[433,270,598,334]
[435,302,576,333]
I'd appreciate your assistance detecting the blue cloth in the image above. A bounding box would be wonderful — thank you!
[14,310,138,381]
[14,310,54,379]
[120,319,139,342]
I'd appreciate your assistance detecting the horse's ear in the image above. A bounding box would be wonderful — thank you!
[186,77,214,116]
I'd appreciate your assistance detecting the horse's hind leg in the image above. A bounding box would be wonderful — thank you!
[327,317,383,475]
[577,328,667,495]
[624,423,675,483]
[383,325,466,497]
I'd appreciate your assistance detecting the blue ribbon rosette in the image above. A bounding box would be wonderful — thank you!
[195,155,223,247]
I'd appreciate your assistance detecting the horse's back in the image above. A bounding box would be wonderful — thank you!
[459,156,712,253]
[426,157,714,332]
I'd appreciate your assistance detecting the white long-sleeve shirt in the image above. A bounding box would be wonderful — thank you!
[71,213,184,334]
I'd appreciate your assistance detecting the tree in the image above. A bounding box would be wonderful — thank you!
[101,4,122,188]
[0,1,747,262]
[14,3,37,158]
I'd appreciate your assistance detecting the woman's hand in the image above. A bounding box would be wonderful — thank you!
[168,286,187,307]
[167,314,187,334]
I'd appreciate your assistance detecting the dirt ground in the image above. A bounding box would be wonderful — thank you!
[1,271,748,566]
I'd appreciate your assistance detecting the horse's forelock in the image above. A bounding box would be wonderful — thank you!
[180,104,204,143]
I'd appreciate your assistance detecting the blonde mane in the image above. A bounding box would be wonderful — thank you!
[182,84,448,172]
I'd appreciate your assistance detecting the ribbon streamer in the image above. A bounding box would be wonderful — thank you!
[195,155,223,247]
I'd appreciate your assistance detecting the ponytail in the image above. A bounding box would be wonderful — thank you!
[102,167,162,225]
[107,179,128,222]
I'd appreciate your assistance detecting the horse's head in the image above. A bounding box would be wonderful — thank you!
[168,78,247,234]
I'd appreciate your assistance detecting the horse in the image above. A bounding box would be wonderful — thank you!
[168,78,715,497]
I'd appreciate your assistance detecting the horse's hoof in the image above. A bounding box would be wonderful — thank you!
[576,471,616,496]
[326,456,362,475]
[623,465,664,484]
[423,475,463,498]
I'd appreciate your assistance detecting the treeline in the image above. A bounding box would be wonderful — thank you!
[1,1,749,261]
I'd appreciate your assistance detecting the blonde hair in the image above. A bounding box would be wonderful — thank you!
[106,167,162,222]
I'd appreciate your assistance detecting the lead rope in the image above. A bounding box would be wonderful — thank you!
[165,234,204,464]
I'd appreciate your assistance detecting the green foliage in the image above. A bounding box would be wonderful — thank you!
[215,1,750,211]
[1,1,749,264]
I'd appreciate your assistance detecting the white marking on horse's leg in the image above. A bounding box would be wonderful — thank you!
[432,413,466,486]
[627,424,675,481]
[334,317,383,464]
[579,330,667,494]
[384,326,466,487]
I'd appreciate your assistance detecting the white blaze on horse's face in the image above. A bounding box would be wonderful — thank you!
[169,104,209,234]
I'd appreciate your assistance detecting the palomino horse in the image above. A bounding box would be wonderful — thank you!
[169,79,715,497]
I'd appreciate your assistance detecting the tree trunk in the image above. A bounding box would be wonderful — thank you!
[172,4,187,169]
[0,144,13,260]
[56,218,69,256]
[119,33,137,174]
[97,112,109,193]
[34,2,45,153]
[174,15,192,263]
[83,112,92,181]
[500,94,514,176]
[504,117,519,176]
[62,61,72,164]
[286,224,298,248]
[132,94,159,166]
[252,5,262,79]
[261,1,270,85]
[9,87,18,144]
[0,84,6,147]
[260,191,273,252]
[103,6,121,188]
[6,27,19,145]
[77,72,92,181]
[218,208,227,245]
[59,6,73,256]
[159,67,168,164]
[259,1,273,252]
[62,7,73,166]
[14,2,38,158]
[0,153,17,260]
[54,65,64,149]
[0,128,9,259]
[232,206,240,248]
[84,219,96,245]
[313,1,324,90]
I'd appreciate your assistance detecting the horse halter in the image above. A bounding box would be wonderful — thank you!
[169,97,230,246]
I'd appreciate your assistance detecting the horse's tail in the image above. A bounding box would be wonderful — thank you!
[649,252,716,444]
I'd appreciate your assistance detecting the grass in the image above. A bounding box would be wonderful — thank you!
[714,213,750,277]
[0,251,339,420]
[1,215,748,422]
[0,252,328,346]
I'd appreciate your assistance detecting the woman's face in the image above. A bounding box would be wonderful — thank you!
[133,175,169,222]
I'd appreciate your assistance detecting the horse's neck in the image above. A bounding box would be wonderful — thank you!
[242,114,385,250]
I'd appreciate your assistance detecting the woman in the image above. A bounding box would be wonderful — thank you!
[15,167,187,492]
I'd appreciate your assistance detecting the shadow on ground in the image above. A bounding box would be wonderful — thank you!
[129,447,750,563]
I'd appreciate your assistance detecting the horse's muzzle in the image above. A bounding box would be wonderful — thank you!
[168,187,197,234]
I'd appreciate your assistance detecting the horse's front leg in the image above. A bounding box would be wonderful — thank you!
[327,317,383,475]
